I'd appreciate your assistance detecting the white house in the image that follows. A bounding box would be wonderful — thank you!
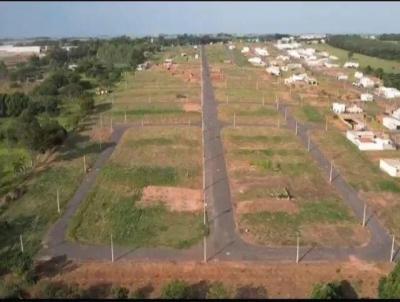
[383,116,400,130]
[287,63,302,70]
[380,159,400,177]
[276,55,290,61]
[228,45,236,50]
[254,47,269,57]
[346,104,363,114]
[346,130,396,151]
[324,62,340,68]
[332,102,346,114]
[248,57,266,66]
[241,46,250,54]
[392,108,400,120]
[337,74,348,81]
[376,87,400,99]
[329,55,339,60]
[0,45,42,55]
[354,71,364,79]
[360,93,374,102]
[355,77,375,88]
[319,51,330,57]
[280,65,289,72]
[344,62,360,68]
[266,66,281,76]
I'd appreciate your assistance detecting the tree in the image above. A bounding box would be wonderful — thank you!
[206,282,230,299]
[310,282,343,299]
[347,51,354,60]
[79,95,95,115]
[0,61,8,79]
[378,261,400,298]
[161,280,190,299]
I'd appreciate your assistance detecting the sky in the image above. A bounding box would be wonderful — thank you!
[1,1,400,38]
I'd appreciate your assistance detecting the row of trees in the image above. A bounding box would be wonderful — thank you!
[327,35,400,61]
[363,65,400,90]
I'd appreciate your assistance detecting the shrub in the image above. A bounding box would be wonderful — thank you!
[111,286,129,299]
[38,281,83,299]
[206,282,230,299]
[378,262,400,298]
[310,282,343,299]
[161,280,190,299]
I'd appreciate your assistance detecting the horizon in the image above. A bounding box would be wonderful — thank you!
[1,2,400,39]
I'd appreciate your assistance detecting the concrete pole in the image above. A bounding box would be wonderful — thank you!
[203,235,207,263]
[296,235,300,264]
[329,161,334,183]
[263,94,265,106]
[141,119,144,127]
[188,119,191,126]
[284,107,287,121]
[234,112,236,128]
[256,80,259,90]
[390,235,395,262]
[226,95,229,104]
[295,121,298,136]
[111,234,114,263]
[20,234,24,253]
[124,111,127,124]
[277,118,280,129]
[362,203,367,227]
[307,133,311,151]
[325,116,328,132]
[225,80,227,88]
[100,114,103,128]
[110,118,113,131]
[57,189,60,214]
[83,155,87,173]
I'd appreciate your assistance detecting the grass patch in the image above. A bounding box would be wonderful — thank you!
[302,105,324,123]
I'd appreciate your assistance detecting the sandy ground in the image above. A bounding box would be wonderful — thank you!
[237,199,299,214]
[139,185,202,212]
[37,259,393,298]
[183,102,201,113]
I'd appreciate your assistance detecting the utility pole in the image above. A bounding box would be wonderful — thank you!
[233,112,236,128]
[226,95,229,104]
[362,203,367,227]
[83,155,87,173]
[262,94,265,106]
[277,118,280,129]
[110,118,113,131]
[284,107,287,121]
[111,234,114,263]
[141,119,144,127]
[295,121,298,136]
[329,161,334,183]
[296,235,300,264]
[325,116,328,132]
[100,114,103,128]
[307,133,311,152]
[57,189,60,214]
[390,235,395,262]
[20,234,24,253]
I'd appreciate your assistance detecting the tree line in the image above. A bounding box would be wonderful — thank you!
[327,34,400,61]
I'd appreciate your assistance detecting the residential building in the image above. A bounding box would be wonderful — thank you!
[380,159,400,177]
[383,116,400,130]
[266,66,281,76]
[248,57,265,66]
[376,87,400,99]
[346,130,396,151]
[337,74,348,81]
[360,93,374,102]
[354,71,364,79]
[344,62,360,68]
[332,102,346,114]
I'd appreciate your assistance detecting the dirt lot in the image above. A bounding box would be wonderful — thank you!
[38,259,392,298]
[139,185,202,212]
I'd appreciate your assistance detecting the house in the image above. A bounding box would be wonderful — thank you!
[287,63,302,70]
[241,46,250,53]
[380,159,400,177]
[228,45,236,50]
[344,62,360,68]
[376,87,400,99]
[354,71,364,79]
[319,51,330,57]
[354,76,375,88]
[163,58,174,70]
[340,114,366,130]
[329,55,339,60]
[392,107,400,120]
[0,45,42,55]
[332,102,346,114]
[280,65,289,72]
[346,104,363,114]
[346,130,396,151]
[254,47,269,57]
[324,62,340,68]
[266,66,281,76]
[337,74,348,81]
[195,54,199,60]
[383,116,400,130]
[360,93,374,102]
[68,64,78,71]
[136,61,151,71]
[248,57,265,66]
[276,55,290,61]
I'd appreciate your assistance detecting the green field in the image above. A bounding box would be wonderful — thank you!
[313,43,400,73]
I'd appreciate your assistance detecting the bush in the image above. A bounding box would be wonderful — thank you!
[79,95,95,115]
[0,249,33,276]
[161,280,190,299]
[38,281,83,299]
[111,286,129,299]
[378,262,400,298]
[206,282,230,299]
[311,282,343,299]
